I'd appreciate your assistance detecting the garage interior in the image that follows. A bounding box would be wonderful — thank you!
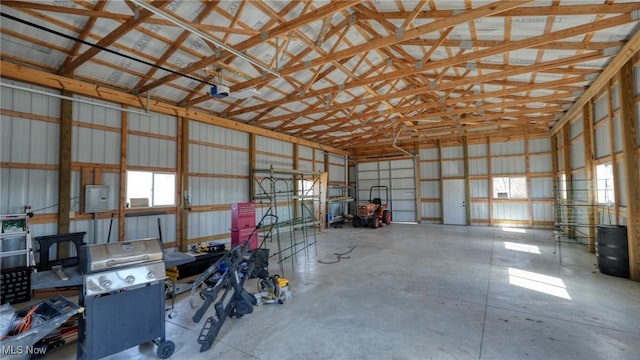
[1,1,640,359]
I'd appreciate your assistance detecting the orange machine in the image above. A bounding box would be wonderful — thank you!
[353,186,392,228]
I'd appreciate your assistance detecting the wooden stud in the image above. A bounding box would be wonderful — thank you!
[562,123,574,238]
[463,136,471,225]
[414,141,422,223]
[119,110,128,242]
[249,133,256,200]
[487,138,493,226]
[606,84,621,223]
[179,117,190,252]
[176,116,183,250]
[582,102,596,253]
[617,60,640,281]
[57,90,72,260]
[437,140,444,223]
[526,132,533,228]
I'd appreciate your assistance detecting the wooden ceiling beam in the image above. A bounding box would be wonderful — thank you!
[230,11,625,118]
[58,1,107,72]
[59,0,170,75]
[355,3,640,20]
[136,0,361,94]
[257,52,599,124]
[231,1,533,92]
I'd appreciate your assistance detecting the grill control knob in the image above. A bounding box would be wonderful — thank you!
[100,279,112,289]
[147,271,156,279]
[126,275,135,284]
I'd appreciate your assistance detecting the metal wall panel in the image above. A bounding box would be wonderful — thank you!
[531,203,553,222]
[127,135,176,168]
[1,116,59,165]
[298,159,314,171]
[188,210,230,241]
[470,179,488,198]
[613,113,622,153]
[637,103,640,147]
[611,84,620,111]
[0,169,58,214]
[68,219,116,245]
[530,177,552,199]
[314,149,325,172]
[570,116,584,139]
[469,158,487,176]
[419,148,439,160]
[594,125,610,159]
[190,121,248,148]
[188,177,249,205]
[441,160,464,177]
[491,156,525,174]
[2,80,60,117]
[618,160,627,207]
[593,95,609,122]
[471,202,489,220]
[125,214,176,243]
[441,145,463,159]
[129,112,176,137]
[420,162,440,179]
[493,202,528,221]
[329,154,346,182]
[421,202,440,221]
[256,136,293,157]
[189,144,248,175]
[529,154,552,173]
[468,144,487,157]
[570,137,585,169]
[571,170,587,202]
[421,180,440,198]
[298,145,313,160]
[634,65,640,96]
[528,138,551,153]
[73,126,120,164]
[73,96,122,128]
[491,140,524,156]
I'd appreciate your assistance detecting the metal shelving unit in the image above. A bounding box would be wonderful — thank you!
[327,185,354,226]
[252,166,324,274]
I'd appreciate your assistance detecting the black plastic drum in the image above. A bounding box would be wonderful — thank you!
[596,225,629,278]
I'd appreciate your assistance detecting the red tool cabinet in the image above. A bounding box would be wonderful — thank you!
[231,202,258,250]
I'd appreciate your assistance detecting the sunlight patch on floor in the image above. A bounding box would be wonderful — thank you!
[508,268,571,300]
[504,241,541,254]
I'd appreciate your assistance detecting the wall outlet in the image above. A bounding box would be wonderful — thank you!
[69,211,75,219]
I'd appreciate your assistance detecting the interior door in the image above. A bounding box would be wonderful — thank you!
[443,179,466,225]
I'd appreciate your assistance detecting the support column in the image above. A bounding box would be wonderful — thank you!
[179,118,190,252]
[414,141,422,223]
[463,136,471,226]
[562,123,574,238]
[618,61,640,281]
[58,92,72,234]
[119,110,127,242]
[582,103,597,253]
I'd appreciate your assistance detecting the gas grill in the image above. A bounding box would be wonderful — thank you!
[77,238,174,359]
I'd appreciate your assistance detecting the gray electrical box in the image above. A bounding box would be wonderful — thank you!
[85,185,110,213]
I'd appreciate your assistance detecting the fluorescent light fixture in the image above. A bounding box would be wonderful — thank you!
[131,0,279,78]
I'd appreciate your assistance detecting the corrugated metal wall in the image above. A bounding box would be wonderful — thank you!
[187,121,249,243]
[1,79,344,253]
[356,159,417,222]
[416,136,553,227]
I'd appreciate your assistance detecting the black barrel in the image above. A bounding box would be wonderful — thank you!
[596,225,629,278]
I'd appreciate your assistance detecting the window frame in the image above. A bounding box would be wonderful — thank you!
[126,170,176,208]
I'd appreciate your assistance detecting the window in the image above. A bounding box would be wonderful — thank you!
[493,177,527,199]
[126,171,176,207]
[596,163,614,204]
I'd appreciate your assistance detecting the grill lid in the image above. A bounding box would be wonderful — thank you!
[82,238,163,273]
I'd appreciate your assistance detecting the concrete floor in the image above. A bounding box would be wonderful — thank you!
[51,224,640,359]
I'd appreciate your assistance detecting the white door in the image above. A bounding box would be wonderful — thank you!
[443,179,466,225]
